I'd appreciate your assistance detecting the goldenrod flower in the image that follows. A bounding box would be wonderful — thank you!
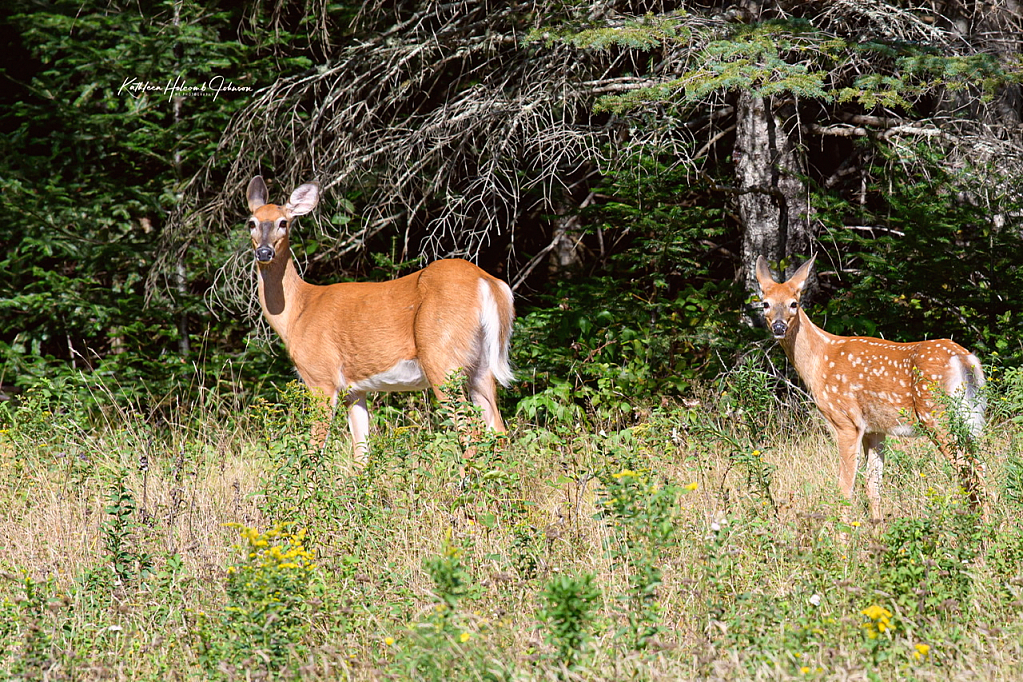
[861,604,893,640]
[861,604,892,621]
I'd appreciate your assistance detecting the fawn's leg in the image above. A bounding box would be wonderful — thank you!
[863,433,886,521]
[834,422,863,507]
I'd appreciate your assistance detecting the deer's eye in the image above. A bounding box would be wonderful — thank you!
[277,219,289,230]
[789,301,798,310]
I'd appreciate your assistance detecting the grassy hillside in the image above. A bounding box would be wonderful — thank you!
[1,367,1022,680]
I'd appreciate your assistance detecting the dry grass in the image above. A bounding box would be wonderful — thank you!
[1,382,1021,680]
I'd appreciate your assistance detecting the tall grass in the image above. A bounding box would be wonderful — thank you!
[1,365,1022,680]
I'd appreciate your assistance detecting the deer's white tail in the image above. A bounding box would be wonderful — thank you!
[478,277,515,387]
[951,353,986,440]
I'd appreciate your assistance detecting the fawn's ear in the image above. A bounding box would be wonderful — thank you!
[755,255,777,292]
[247,176,269,213]
[787,255,816,295]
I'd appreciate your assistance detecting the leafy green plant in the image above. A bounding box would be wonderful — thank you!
[102,473,153,586]
[424,536,480,621]
[596,455,691,651]
[255,382,348,532]
[871,497,983,629]
[197,524,321,678]
[5,577,58,679]
[813,148,1023,364]
[859,603,897,665]
[694,356,782,511]
[380,535,498,682]
[536,572,603,670]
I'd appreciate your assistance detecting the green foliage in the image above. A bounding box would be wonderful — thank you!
[4,577,58,679]
[986,528,1023,597]
[101,473,153,586]
[1001,444,1023,507]
[583,17,1020,113]
[0,0,318,407]
[527,12,692,52]
[813,145,1023,363]
[1,374,1023,679]
[991,366,1023,426]
[597,465,686,649]
[693,356,782,511]
[382,536,502,682]
[513,160,746,425]
[536,572,603,670]
[424,537,480,616]
[671,21,834,103]
[874,503,984,621]
[839,51,1010,108]
[255,381,348,532]
[198,524,322,678]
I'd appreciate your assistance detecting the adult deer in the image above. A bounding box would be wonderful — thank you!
[246,175,514,461]
[755,255,987,520]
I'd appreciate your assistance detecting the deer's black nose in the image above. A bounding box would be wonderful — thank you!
[255,246,275,262]
[771,320,788,338]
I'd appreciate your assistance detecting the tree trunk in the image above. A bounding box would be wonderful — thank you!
[734,92,811,297]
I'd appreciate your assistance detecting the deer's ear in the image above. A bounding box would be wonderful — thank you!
[286,183,319,216]
[755,255,777,292]
[788,255,816,294]
[247,176,268,213]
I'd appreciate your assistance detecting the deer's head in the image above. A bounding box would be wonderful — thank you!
[755,255,815,340]
[246,176,320,264]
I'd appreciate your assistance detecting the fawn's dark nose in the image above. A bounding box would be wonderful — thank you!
[255,246,275,262]
[771,320,788,338]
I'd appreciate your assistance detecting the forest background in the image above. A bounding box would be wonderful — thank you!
[2,0,1022,408]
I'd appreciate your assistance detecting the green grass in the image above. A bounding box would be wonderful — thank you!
[1,373,1022,681]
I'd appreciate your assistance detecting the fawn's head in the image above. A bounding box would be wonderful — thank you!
[246,176,320,264]
[755,255,815,340]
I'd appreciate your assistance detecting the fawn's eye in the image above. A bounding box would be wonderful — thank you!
[762,301,770,309]
[789,301,798,310]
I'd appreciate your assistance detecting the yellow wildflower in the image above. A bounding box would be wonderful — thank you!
[459,632,471,643]
[913,643,930,661]
[384,636,395,646]
[861,604,893,639]
[861,605,892,621]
